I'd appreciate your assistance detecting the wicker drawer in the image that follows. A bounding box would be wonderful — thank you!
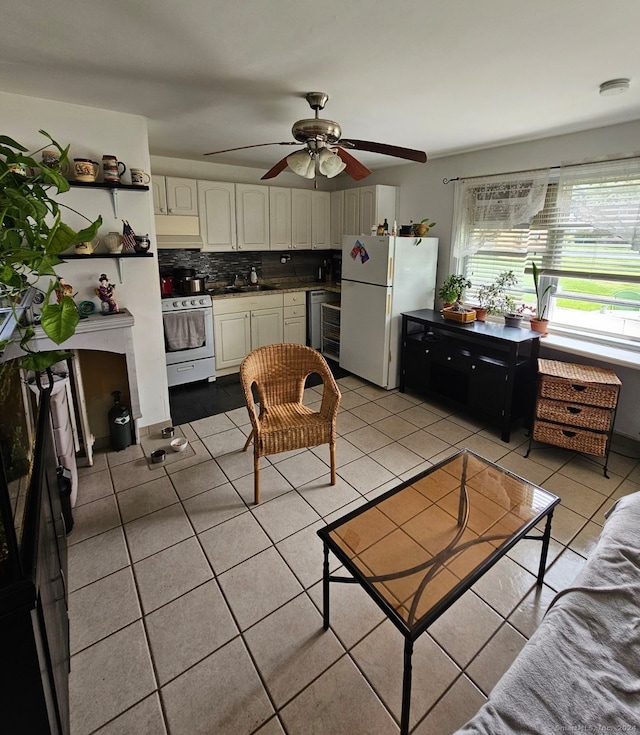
[536,398,613,432]
[532,419,607,457]
[538,375,619,408]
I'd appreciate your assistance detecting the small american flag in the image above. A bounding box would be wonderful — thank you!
[122,220,136,252]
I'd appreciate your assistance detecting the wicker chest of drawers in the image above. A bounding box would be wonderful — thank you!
[529,359,621,476]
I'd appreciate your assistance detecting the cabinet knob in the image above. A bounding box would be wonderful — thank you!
[447,356,452,361]
[160,207,166,213]
[424,349,429,354]
[471,364,476,370]
[168,208,174,213]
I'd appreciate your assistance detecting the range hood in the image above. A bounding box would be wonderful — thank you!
[155,214,204,249]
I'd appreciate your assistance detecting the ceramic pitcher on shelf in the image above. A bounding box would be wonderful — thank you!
[104,232,123,253]
[102,155,126,184]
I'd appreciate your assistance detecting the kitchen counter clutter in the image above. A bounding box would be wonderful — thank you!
[208,279,341,298]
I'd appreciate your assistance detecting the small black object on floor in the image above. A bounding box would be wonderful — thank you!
[169,358,351,425]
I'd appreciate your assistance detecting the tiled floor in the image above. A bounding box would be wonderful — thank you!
[68,373,640,735]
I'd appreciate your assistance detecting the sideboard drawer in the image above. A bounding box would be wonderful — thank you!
[536,398,612,432]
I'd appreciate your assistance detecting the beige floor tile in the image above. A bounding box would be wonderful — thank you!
[160,638,273,735]
[190,412,236,438]
[339,390,370,410]
[346,424,394,453]
[426,418,474,445]
[217,548,303,631]
[279,656,398,735]
[545,503,588,545]
[244,595,344,708]
[267,446,306,464]
[253,718,286,735]
[311,435,364,468]
[109,456,166,492]
[496,451,554,486]
[369,442,423,476]
[124,503,194,563]
[202,426,250,457]
[472,555,537,618]
[399,429,451,460]
[74,468,114,506]
[116,475,179,523]
[168,458,228,500]
[335,410,367,435]
[543,548,588,592]
[428,591,502,668]
[178,423,199,442]
[216,449,268,481]
[164,439,213,474]
[466,622,527,695]
[68,527,130,592]
[296,474,361,517]
[139,428,196,468]
[350,401,394,424]
[354,383,391,401]
[413,674,487,735]
[225,405,252,427]
[610,476,640,501]
[337,455,395,493]
[68,494,121,546]
[77,450,108,475]
[337,375,367,389]
[232,465,293,505]
[351,619,459,729]
[91,693,167,735]
[447,412,488,432]
[372,414,420,441]
[374,392,415,414]
[506,537,563,577]
[477,425,529,451]
[507,583,558,639]
[516,442,576,471]
[397,404,442,428]
[106,443,145,468]
[557,454,623,495]
[182,482,247,533]
[133,536,213,613]
[69,568,140,654]
[568,520,603,558]
[307,580,386,650]
[275,450,330,487]
[146,581,238,686]
[251,490,321,543]
[542,473,608,519]
[454,433,510,462]
[70,621,155,735]
[276,521,339,589]
[199,511,272,573]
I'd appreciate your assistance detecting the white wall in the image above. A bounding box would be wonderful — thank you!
[1,90,170,430]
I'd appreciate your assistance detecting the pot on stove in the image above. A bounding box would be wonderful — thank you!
[177,276,207,294]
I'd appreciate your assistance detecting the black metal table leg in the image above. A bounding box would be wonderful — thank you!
[400,637,414,735]
[322,542,330,630]
[537,510,554,586]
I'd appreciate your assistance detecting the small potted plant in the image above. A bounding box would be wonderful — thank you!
[412,218,436,245]
[476,271,519,325]
[529,262,552,335]
[438,274,471,308]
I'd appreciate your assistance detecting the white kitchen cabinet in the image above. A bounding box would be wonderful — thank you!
[359,184,397,236]
[330,190,344,248]
[291,189,312,249]
[152,176,198,216]
[283,292,307,345]
[312,191,331,250]
[236,183,270,251]
[269,187,292,250]
[251,308,283,348]
[213,311,251,371]
[343,188,360,236]
[198,180,236,251]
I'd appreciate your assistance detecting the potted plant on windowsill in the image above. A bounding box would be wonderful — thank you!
[528,261,552,336]
[476,270,518,323]
[438,274,471,309]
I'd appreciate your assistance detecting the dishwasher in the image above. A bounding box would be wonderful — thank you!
[308,290,336,349]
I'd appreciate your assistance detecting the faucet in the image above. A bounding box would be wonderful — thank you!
[233,273,243,287]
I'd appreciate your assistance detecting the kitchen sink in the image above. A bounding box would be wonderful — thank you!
[237,284,280,292]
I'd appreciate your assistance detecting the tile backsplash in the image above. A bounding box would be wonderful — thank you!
[157,249,339,285]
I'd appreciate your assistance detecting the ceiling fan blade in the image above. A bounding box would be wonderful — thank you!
[340,139,427,163]
[204,142,299,156]
[335,148,371,181]
[260,155,291,180]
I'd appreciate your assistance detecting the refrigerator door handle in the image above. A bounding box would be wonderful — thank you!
[388,257,393,282]
[386,293,391,315]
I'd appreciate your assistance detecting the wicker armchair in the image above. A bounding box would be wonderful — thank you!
[240,343,341,503]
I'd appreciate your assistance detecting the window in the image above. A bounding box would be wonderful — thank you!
[452,159,640,344]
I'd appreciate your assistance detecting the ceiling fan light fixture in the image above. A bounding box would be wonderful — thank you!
[287,150,315,178]
[599,78,630,96]
[318,147,347,178]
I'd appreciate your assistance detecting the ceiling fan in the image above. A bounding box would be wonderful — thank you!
[204,92,427,182]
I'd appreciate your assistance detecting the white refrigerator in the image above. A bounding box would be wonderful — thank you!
[340,235,438,389]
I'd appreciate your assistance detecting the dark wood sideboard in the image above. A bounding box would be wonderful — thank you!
[399,309,541,442]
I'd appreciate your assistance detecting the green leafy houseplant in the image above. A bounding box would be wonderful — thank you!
[476,271,518,315]
[531,261,552,320]
[413,218,436,245]
[438,274,471,306]
[0,131,101,370]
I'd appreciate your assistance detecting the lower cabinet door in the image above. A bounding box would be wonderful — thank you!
[284,317,306,345]
[214,312,251,370]
[251,308,284,348]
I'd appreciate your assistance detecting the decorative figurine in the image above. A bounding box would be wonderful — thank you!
[55,277,74,302]
[95,273,119,314]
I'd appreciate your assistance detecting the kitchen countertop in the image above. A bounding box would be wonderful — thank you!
[208,279,341,299]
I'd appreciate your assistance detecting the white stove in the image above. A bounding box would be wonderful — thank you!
[161,293,215,386]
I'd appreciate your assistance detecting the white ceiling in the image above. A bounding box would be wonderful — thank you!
[2,0,640,177]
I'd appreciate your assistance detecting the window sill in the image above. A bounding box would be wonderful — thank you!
[541,331,640,371]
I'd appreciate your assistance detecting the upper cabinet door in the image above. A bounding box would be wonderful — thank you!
[312,191,331,249]
[359,185,376,236]
[236,184,270,251]
[166,177,198,215]
[152,175,167,215]
[330,190,344,247]
[198,181,236,251]
[269,187,292,250]
[343,189,360,236]
[291,189,312,249]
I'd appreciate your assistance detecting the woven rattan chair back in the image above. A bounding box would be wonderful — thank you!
[240,343,341,503]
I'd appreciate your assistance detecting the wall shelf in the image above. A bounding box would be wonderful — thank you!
[61,252,154,282]
[67,180,149,217]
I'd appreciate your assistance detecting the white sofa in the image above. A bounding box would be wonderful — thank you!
[454,490,640,734]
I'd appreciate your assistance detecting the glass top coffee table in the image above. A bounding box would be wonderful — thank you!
[317,449,560,734]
